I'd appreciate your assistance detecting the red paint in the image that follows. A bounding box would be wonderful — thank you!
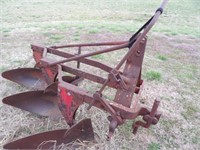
[61,88,72,108]
[33,51,42,63]
[45,68,54,81]
[60,87,73,118]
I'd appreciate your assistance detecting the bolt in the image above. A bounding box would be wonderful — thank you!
[136,50,141,56]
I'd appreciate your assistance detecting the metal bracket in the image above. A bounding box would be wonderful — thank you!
[132,100,161,134]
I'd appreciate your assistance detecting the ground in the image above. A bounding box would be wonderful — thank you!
[0,0,200,150]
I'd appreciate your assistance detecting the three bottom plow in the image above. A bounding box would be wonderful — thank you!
[2,0,168,149]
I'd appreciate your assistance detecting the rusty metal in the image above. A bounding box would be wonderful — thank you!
[3,118,94,149]
[2,68,47,90]
[2,90,61,118]
[2,0,168,149]
[2,76,82,118]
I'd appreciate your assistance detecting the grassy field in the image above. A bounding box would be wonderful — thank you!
[0,0,200,149]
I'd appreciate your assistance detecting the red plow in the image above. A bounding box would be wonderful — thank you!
[2,0,168,149]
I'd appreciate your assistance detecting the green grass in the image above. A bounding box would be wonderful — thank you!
[91,54,105,60]
[192,134,200,144]
[181,104,198,120]
[157,54,167,61]
[2,29,12,33]
[148,142,160,150]
[73,32,80,37]
[72,32,81,41]
[118,120,133,138]
[72,37,80,41]
[145,70,161,81]
[1,0,200,37]
[177,73,193,80]
[0,66,8,73]
[160,119,177,132]
[88,28,101,34]
[49,34,64,41]
[176,65,197,83]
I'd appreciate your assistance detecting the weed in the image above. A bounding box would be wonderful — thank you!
[76,25,85,30]
[72,37,80,41]
[49,34,65,42]
[157,54,167,61]
[147,142,160,150]
[72,31,81,41]
[88,28,100,34]
[145,70,161,81]
[91,54,105,60]
[73,32,80,37]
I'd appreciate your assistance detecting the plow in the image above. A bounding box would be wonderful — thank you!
[2,0,168,149]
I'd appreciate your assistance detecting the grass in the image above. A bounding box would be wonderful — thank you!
[91,54,105,60]
[145,70,161,81]
[88,28,101,34]
[148,142,160,150]
[72,32,81,41]
[2,29,12,33]
[192,131,200,145]
[1,0,200,37]
[181,103,198,120]
[49,34,65,41]
[72,36,80,41]
[118,120,133,138]
[1,0,200,150]
[160,119,177,132]
[157,54,167,61]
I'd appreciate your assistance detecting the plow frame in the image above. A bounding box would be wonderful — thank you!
[31,33,161,139]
